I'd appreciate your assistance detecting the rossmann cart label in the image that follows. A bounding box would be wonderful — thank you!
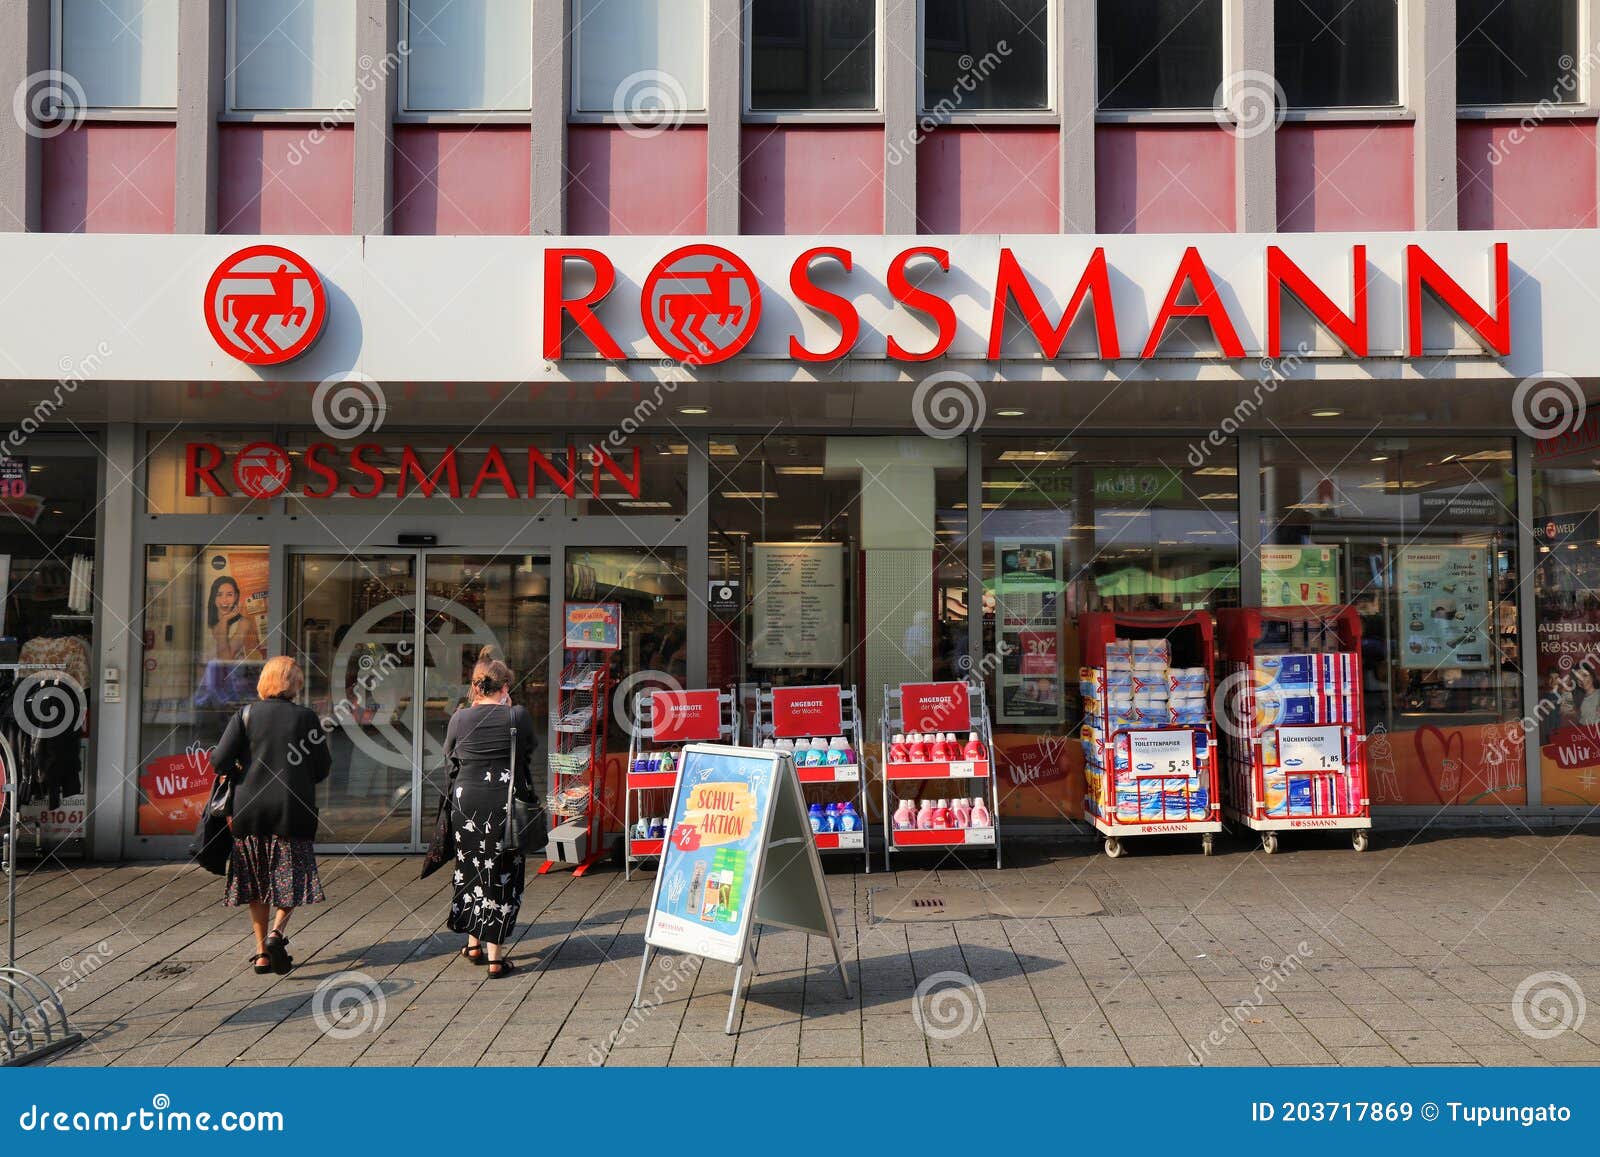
[651,750,774,962]
[1127,730,1197,778]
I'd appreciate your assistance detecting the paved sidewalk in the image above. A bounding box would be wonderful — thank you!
[6,829,1600,1067]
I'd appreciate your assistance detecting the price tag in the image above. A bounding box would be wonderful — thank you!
[964,827,996,845]
[835,765,860,782]
[1127,729,1197,779]
[1277,725,1345,773]
[834,831,865,849]
[947,760,975,778]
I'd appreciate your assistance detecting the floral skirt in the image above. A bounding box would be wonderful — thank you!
[225,835,325,908]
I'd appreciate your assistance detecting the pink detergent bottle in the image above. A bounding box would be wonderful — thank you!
[909,732,929,762]
[888,732,908,763]
[929,799,948,828]
[970,796,991,827]
[916,798,934,829]
[964,731,985,762]
[893,798,917,830]
[951,798,971,828]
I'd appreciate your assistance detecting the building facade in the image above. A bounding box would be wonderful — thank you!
[0,1,1597,861]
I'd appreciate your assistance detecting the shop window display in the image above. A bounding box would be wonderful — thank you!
[1262,436,1523,806]
[981,437,1241,823]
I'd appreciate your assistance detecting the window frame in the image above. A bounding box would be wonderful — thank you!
[743,0,885,122]
[1276,0,1410,120]
[222,0,358,121]
[1456,0,1592,117]
[916,0,1059,122]
[397,0,537,122]
[50,0,179,119]
[1093,0,1232,123]
[567,0,712,125]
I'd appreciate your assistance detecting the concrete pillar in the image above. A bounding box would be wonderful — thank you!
[1059,0,1096,232]
[706,0,742,232]
[95,425,140,859]
[1411,0,1457,228]
[883,0,918,233]
[354,0,398,235]
[175,0,224,234]
[532,0,570,235]
[1233,0,1277,232]
[0,0,50,232]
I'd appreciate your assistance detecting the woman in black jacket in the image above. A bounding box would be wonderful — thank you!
[210,656,331,975]
[443,659,538,979]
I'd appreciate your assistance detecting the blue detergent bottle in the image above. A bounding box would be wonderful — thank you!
[838,801,860,832]
[807,803,825,833]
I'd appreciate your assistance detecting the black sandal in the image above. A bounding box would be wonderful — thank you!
[461,945,487,965]
[249,952,273,975]
[264,930,294,975]
[487,958,516,980]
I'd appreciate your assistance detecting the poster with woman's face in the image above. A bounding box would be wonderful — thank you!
[204,550,269,662]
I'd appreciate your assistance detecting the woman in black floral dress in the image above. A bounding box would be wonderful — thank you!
[443,659,538,979]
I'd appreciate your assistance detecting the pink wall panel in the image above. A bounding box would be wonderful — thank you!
[218,124,353,234]
[916,127,1059,234]
[1276,123,1413,232]
[41,124,175,233]
[567,126,708,235]
[392,126,531,236]
[741,126,884,234]
[1095,125,1236,234]
[1458,119,1597,230]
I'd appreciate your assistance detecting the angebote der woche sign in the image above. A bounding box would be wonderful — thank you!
[637,743,850,1033]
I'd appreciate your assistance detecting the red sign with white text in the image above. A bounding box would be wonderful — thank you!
[1017,629,1059,676]
[650,689,723,744]
[770,685,844,739]
[899,681,971,733]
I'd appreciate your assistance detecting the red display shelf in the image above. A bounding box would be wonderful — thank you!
[626,771,679,791]
[796,763,862,784]
[892,827,996,847]
[812,831,866,850]
[629,837,664,857]
[883,759,989,781]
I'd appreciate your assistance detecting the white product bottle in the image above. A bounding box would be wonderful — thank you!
[825,736,847,766]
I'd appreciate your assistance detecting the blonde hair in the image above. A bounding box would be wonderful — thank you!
[257,655,304,700]
[470,659,513,700]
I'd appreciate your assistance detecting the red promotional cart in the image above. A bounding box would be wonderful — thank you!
[1078,611,1222,858]
[622,687,739,879]
[753,684,870,871]
[880,679,1000,869]
[1216,607,1372,853]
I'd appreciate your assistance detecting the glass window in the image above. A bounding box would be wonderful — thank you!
[749,0,876,112]
[923,0,1050,113]
[1276,0,1399,108]
[57,0,179,109]
[1458,0,1579,106]
[402,0,533,112]
[1532,428,1600,807]
[574,0,707,115]
[229,0,357,112]
[1261,436,1523,806]
[137,545,270,837]
[1097,0,1224,111]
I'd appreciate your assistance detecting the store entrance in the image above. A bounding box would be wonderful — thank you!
[288,551,552,851]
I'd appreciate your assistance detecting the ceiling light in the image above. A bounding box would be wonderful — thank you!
[1069,524,1106,532]
[678,405,710,415]
[618,500,673,509]
[1370,455,1388,462]
[998,450,1073,462]
[774,466,824,476]
[1193,466,1238,477]
[793,523,822,530]
[995,408,1027,418]
[982,481,1032,490]
[721,491,779,500]
[1199,492,1238,501]
[1309,408,1344,419]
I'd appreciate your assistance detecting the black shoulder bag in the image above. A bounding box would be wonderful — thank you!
[189,704,250,875]
[502,722,537,857]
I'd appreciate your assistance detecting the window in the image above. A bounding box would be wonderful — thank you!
[228,0,357,113]
[1458,0,1579,106]
[56,0,179,110]
[1098,0,1224,111]
[1275,0,1399,108]
[922,0,1050,113]
[749,0,877,112]
[573,0,707,116]
[402,0,533,113]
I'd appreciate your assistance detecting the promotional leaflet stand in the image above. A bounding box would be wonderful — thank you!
[623,688,739,880]
[880,680,1001,869]
[753,684,870,872]
[1217,607,1371,853]
[1,725,82,1065]
[1078,611,1223,858]
[635,743,851,1035]
[541,659,612,877]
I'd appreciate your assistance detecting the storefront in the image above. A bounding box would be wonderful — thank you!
[0,229,1591,859]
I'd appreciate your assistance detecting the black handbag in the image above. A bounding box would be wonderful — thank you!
[420,793,455,879]
[190,704,249,876]
[502,724,538,857]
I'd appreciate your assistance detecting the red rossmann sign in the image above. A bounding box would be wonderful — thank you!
[544,242,1513,364]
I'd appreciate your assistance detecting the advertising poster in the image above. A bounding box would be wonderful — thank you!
[995,539,1063,724]
[648,748,776,964]
[1260,544,1341,608]
[751,543,844,668]
[1533,522,1600,804]
[137,749,216,836]
[564,602,621,650]
[770,685,843,738]
[1396,545,1491,669]
[649,688,724,744]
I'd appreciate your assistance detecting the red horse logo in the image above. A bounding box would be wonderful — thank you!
[204,245,327,366]
[642,245,761,364]
[223,264,309,358]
